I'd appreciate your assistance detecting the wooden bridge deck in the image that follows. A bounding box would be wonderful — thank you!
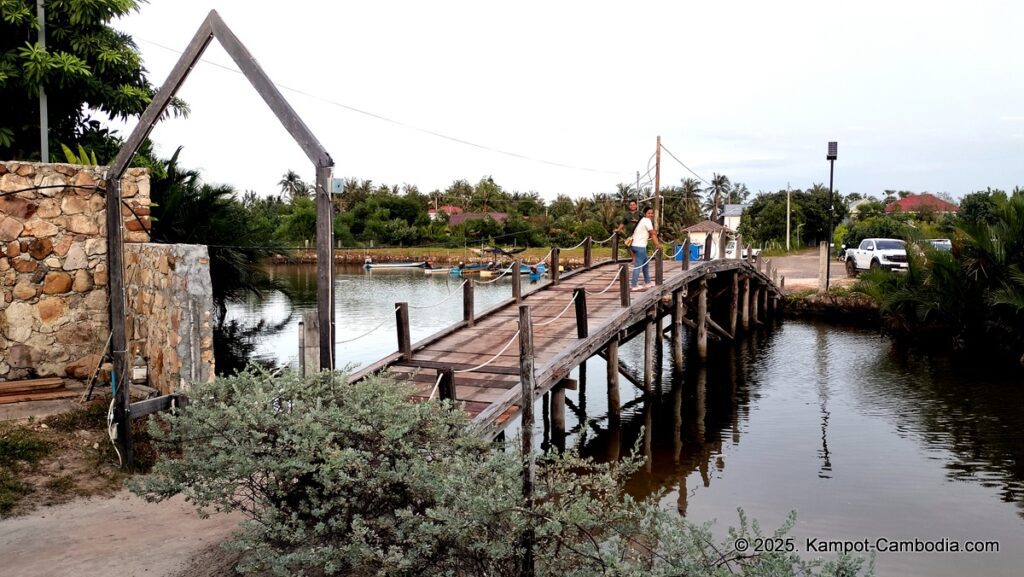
[349,257,783,438]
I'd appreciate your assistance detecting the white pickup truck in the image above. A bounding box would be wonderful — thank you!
[844,238,908,276]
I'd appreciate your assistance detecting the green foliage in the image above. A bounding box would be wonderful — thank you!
[0,426,49,467]
[59,142,97,165]
[854,194,1024,365]
[0,0,187,160]
[958,189,1002,227]
[133,369,870,577]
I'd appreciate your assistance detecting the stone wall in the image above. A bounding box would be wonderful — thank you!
[0,162,151,381]
[125,244,215,394]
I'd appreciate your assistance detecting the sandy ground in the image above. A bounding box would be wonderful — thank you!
[765,248,853,292]
[0,490,242,577]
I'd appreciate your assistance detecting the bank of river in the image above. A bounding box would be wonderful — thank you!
[225,264,1024,577]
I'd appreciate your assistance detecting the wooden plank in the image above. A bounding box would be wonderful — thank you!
[396,359,520,375]
[130,394,189,420]
[0,389,80,405]
[0,377,63,393]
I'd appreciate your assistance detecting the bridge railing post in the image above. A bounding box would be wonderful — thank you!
[655,248,663,286]
[396,302,411,358]
[703,232,713,261]
[682,239,690,271]
[463,280,475,327]
[512,259,522,303]
[573,287,588,338]
[584,236,593,269]
[736,234,744,260]
[517,304,537,577]
[612,235,619,263]
[551,247,561,284]
[439,367,456,401]
[619,263,630,307]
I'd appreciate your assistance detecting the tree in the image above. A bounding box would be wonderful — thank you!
[278,169,310,201]
[0,0,187,160]
[134,368,871,577]
[726,181,751,204]
[958,189,1001,227]
[703,173,730,221]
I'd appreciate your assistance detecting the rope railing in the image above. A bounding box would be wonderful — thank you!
[533,291,580,327]
[628,248,661,270]
[453,329,522,373]
[533,248,554,266]
[559,238,588,251]
[670,243,685,259]
[473,264,515,285]
[336,305,400,344]
[584,266,624,296]
[591,232,617,245]
[427,371,444,400]
[409,280,469,309]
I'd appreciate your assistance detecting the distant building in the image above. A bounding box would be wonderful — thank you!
[885,193,959,214]
[719,204,748,231]
[683,220,731,259]
[448,212,509,226]
[427,205,464,220]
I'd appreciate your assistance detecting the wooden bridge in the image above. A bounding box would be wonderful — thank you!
[349,239,785,440]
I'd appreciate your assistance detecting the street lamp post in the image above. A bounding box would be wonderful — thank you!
[825,142,838,290]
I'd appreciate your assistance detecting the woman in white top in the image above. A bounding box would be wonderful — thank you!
[630,206,661,290]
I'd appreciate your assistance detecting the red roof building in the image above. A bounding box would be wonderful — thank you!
[885,193,959,214]
[427,205,464,220]
[448,212,509,226]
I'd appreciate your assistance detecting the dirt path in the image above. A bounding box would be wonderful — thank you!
[766,248,853,292]
[0,490,241,577]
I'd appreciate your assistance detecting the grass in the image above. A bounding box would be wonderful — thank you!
[43,401,109,432]
[0,426,50,516]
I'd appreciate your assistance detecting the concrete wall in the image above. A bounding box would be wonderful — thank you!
[0,162,150,381]
[125,244,215,394]
[1,161,214,394]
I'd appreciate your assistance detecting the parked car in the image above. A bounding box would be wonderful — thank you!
[724,239,761,259]
[844,238,908,277]
[926,238,952,251]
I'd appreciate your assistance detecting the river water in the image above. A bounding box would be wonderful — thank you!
[226,264,1024,577]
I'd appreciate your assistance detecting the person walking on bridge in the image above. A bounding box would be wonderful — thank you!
[630,206,661,291]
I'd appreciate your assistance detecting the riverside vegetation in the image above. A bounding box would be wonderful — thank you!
[132,368,871,577]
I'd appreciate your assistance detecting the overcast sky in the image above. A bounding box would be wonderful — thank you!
[112,1,1024,201]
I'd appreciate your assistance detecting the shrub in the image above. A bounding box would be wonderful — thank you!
[133,369,870,577]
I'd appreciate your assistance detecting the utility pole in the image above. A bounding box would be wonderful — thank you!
[654,135,661,227]
[786,182,791,251]
[37,0,48,161]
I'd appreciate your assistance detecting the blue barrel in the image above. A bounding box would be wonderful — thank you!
[689,243,701,261]
[673,244,684,261]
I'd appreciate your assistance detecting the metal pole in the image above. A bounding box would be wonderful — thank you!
[37,0,48,161]
[825,160,835,290]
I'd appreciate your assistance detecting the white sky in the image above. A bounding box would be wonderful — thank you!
[112,0,1024,201]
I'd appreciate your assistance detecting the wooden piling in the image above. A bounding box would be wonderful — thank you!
[396,302,411,358]
[512,259,522,303]
[302,311,319,375]
[606,337,620,423]
[751,282,760,324]
[612,235,619,263]
[672,289,684,368]
[298,320,305,377]
[747,244,754,264]
[741,275,750,331]
[697,276,708,360]
[682,238,690,270]
[573,288,588,338]
[703,232,713,261]
[619,263,630,307]
[551,247,561,284]
[463,280,475,327]
[755,253,762,273]
[584,236,593,269]
[736,234,744,259]
[729,271,739,337]
[644,308,656,393]
[551,380,567,452]
[517,304,536,577]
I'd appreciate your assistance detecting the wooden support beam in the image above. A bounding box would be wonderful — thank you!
[682,238,690,271]
[463,279,475,327]
[747,244,754,264]
[439,367,456,401]
[573,287,588,338]
[512,259,522,303]
[584,236,593,269]
[706,315,734,341]
[612,235,619,263]
[741,275,751,331]
[751,282,760,324]
[736,234,744,260]
[672,289,684,368]
[697,277,708,360]
[396,302,411,358]
[106,178,131,468]
[316,165,335,371]
[729,271,739,337]
[551,379,567,452]
[644,308,656,393]
[619,263,630,307]
[129,393,189,420]
[606,338,620,424]
[755,253,763,273]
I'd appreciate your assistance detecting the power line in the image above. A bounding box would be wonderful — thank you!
[658,143,711,186]
[137,37,631,179]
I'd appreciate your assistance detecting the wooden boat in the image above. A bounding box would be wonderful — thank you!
[363,260,427,269]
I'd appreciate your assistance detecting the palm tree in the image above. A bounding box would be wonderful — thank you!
[615,183,635,206]
[728,182,751,204]
[703,173,731,221]
[278,170,310,201]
